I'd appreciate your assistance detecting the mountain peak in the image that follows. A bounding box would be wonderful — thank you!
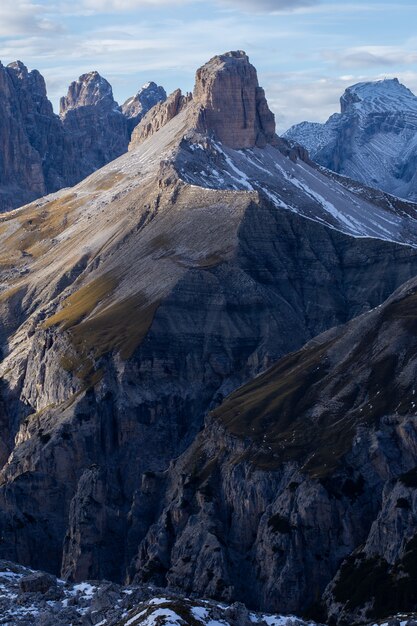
[60,71,116,115]
[121,81,167,130]
[340,77,417,114]
[193,49,276,149]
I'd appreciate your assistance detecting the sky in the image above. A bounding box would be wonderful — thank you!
[0,0,417,132]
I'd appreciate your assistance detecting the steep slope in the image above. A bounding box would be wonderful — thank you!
[1,51,417,618]
[137,266,417,624]
[0,63,166,212]
[284,78,417,201]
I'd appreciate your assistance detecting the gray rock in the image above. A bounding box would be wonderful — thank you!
[19,572,57,594]
[284,78,417,201]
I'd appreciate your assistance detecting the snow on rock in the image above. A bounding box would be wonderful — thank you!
[176,134,417,248]
[283,78,417,202]
[0,560,325,626]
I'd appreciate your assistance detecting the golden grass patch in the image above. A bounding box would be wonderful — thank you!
[42,274,117,330]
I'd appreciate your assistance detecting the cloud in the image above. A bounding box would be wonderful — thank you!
[217,0,319,12]
[265,70,417,133]
[0,0,63,37]
[78,0,194,10]
[71,0,319,13]
[323,46,417,69]
[0,1,63,36]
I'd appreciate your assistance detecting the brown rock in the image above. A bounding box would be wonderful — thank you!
[193,50,276,149]
[129,88,192,148]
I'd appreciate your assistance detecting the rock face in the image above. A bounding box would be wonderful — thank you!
[122,81,167,133]
[0,60,74,211]
[134,273,417,624]
[129,88,192,148]
[0,64,166,213]
[193,51,276,149]
[284,78,417,201]
[130,51,276,150]
[59,71,130,178]
[2,51,417,626]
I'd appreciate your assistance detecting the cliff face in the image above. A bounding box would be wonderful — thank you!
[0,61,72,211]
[59,72,130,180]
[284,78,417,202]
[134,274,417,623]
[2,51,417,625]
[193,51,276,149]
[0,64,166,212]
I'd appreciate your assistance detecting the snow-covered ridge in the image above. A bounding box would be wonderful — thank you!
[176,135,417,247]
[283,78,417,202]
[341,78,417,115]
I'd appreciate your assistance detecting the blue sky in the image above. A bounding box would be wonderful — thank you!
[0,0,416,131]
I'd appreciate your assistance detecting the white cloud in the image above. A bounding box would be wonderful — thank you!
[216,0,319,12]
[323,45,417,69]
[65,0,319,13]
[0,1,63,36]
[265,70,417,133]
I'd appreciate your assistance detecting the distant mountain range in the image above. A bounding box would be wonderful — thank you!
[284,78,417,202]
[0,60,166,212]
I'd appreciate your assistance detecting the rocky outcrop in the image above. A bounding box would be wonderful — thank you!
[0,64,167,212]
[59,71,130,177]
[130,51,276,150]
[132,273,417,623]
[284,78,417,201]
[122,81,167,133]
[129,88,192,148]
[193,51,276,149]
[0,60,74,211]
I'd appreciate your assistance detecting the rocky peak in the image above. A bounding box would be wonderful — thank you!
[6,60,48,99]
[121,81,167,132]
[193,50,276,149]
[7,60,29,78]
[60,71,117,115]
[122,81,167,118]
[340,77,417,115]
[129,88,192,148]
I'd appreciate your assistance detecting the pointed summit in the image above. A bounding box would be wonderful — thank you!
[60,71,116,115]
[121,81,167,132]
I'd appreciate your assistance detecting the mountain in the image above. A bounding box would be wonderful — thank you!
[0,60,74,212]
[2,50,417,623]
[143,263,417,624]
[284,78,417,202]
[122,81,167,133]
[59,71,131,181]
[0,62,166,212]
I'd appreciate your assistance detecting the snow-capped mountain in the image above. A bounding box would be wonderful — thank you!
[284,78,417,201]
